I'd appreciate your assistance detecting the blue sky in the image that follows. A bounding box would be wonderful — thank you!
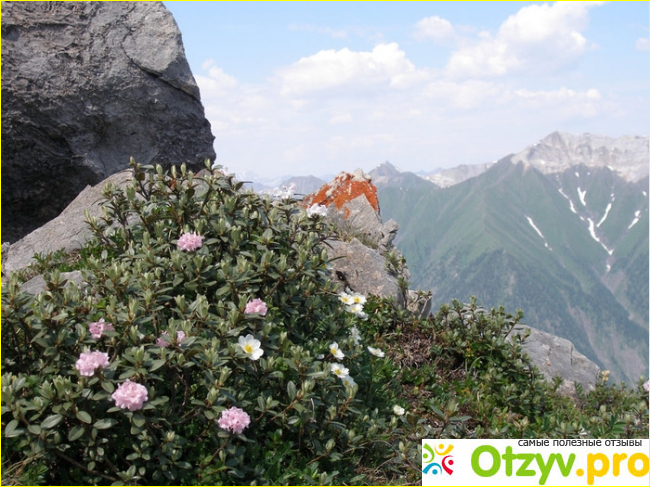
[164,1,649,179]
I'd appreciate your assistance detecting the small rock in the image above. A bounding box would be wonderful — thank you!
[511,325,600,395]
[326,238,403,306]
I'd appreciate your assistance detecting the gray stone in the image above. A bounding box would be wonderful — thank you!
[19,271,85,295]
[512,325,600,395]
[3,170,132,275]
[326,238,403,305]
[407,290,433,318]
[1,1,215,243]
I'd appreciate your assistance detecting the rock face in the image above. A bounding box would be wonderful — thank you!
[1,1,216,243]
[513,325,601,395]
[326,238,404,305]
[303,169,399,251]
[511,132,649,182]
[303,169,416,308]
[2,170,132,276]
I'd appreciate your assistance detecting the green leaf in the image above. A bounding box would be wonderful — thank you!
[287,381,297,401]
[94,418,117,430]
[150,359,166,372]
[41,414,63,429]
[3,419,22,438]
[76,411,92,424]
[68,425,85,441]
[131,414,146,428]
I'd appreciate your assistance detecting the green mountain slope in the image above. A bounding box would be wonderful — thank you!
[378,160,648,383]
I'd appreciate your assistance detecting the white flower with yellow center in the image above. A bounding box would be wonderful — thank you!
[347,303,364,315]
[352,293,366,305]
[340,376,356,388]
[329,342,345,360]
[367,346,385,358]
[339,292,354,305]
[330,363,349,378]
[393,405,405,416]
[238,334,264,361]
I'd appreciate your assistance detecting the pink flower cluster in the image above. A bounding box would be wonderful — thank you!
[156,330,186,348]
[88,318,114,339]
[112,379,148,411]
[177,232,204,252]
[218,406,251,434]
[75,351,110,377]
[244,298,268,316]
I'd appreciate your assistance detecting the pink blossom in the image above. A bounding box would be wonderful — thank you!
[218,406,251,434]
[157,330,185,347]
[244,298,268,316]
[156,331,170,348]
[177,232,204,252]
[112,379,148,411]
[75,350,110,377]
[88,318,114,339]
[644,380,649,392]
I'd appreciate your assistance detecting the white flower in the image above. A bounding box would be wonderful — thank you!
[306,204,327,218]
[346,303,368,320]
[238,334,264,361]
[339,292,354,305]
[393,405,405,416]
[349,326,361,345]
[367,346,385,358]
[274,183,297,199]
[347,303,364,315]
[330,363,349,378]
[329,342,345,360]
[340,375,356,388]
[351,293,366,305]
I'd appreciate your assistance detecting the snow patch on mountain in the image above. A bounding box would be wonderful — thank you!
[628,210,641,230]
[597,201,613,228]
[587,218,613,255]
[558,188,578,214]
[526,216,551,250]
[577,188,587,206]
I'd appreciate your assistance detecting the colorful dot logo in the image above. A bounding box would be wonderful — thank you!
[423,443,454,476]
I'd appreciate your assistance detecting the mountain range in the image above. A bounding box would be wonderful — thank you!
[370,132,648,383]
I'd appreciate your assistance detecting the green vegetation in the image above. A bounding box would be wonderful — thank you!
[2,162,647,486]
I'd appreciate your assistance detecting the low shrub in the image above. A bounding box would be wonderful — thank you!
[1,161,402,485]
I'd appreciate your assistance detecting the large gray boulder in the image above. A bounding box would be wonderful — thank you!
[2,170,132,276]
[513,325,601,395]
[1,1,216,243]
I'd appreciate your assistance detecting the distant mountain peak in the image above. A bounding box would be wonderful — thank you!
[372,161,403,177]
[512,132,649,182]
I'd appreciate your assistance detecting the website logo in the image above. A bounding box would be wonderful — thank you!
[423,442,454,476]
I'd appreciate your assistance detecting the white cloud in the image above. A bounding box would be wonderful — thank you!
[423,80,510,110]
[446,1,604,78]
[414,16,456,42]
[329,112,353,125]
[514,87,602,117]
[636,37,649,51]
[276,43,425,96]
